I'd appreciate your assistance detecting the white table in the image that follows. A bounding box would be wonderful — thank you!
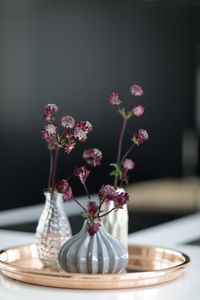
[0,213,200,300]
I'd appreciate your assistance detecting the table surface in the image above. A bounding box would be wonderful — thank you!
[0,213,200,300]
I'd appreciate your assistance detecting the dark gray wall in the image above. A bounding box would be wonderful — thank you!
[0,0,198,209]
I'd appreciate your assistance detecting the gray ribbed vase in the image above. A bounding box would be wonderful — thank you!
[58,220,128,274]
[35,191,72,269]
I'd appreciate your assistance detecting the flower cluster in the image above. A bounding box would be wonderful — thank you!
[41,104,93,195]
[56,179,72,201]
[57,167,129,238]
[41,104,93,154]
[41,81,149,239]
[108,84,149,186]
[98,185,129,209]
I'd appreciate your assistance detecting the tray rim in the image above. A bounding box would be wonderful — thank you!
[0,243,190,278]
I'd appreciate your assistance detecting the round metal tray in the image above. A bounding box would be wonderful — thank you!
[0,243,190,289]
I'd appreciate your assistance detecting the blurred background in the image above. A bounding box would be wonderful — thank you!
[0,0,200,234]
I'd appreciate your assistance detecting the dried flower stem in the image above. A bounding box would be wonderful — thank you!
[114,96,135,187]
[114,119,127,187]
[127,96,134,111]
[121,144,135,164]
[66,173,75,181]
[83,183,91,201]
[52,147,60,194]
[99,207,116,218]
[48,150,54,191]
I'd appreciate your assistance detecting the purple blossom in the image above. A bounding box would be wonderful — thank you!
[132,104,145,117]
[74,166,90,184]
[138,129,149,141]
[56,179,73,201]
[114,192,129,209]
[83,148,102,167]
[86,201,98,218]
[45,124,58,136]
[108,92,121,106]
[64,143,75,154]
[132,129,149,145]
[75,121,93,133]
[74,128,88,142]
[121,159,135,179]
[86,219,101,238]
[43,112,51,121]
[45,104,58,113]
[60,115,75,129]
[41,130,55,143]
[64,130,74,138]
[130,84,144,96]
[121,159,135,170]
[98,185,117,205]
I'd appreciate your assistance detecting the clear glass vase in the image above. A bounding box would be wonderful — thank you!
[102,187,128,248]
[35,190,72,269]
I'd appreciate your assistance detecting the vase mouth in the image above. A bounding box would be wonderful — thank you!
[43,188,63,196]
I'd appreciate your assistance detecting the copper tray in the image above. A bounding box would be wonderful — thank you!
[0,243,190,289]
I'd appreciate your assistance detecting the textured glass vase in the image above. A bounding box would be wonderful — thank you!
[102,187,128,248]
[35,190,72,269]
[58,220,128,274]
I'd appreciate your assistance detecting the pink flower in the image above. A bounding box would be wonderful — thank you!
[114,192,129,209]
[45,104,58,113]
[56,179,73,201]
[130,84,144,96]
[121,159,135,170]
[43,112,51,121]
[74,166,90,184]
[74,129,87,142]
[132,104,145,117]
[132,133,143,145]
[63,130,74,138]
[45,124,57,136]
[64,143,75,154]
[74,121,92,142]
[86,201,98,218]
[108,92,121,106]
[139,129,149,141]
[86,219,100,238]
[83,148,102,167]
[41,130,55,143]
[75,121,93,133]
[60,115,75,129]
[121,159,135,179]
[132,129,149,145]
[98,185,117,205]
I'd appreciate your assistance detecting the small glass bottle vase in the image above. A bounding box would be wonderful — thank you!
[35,191,72,269]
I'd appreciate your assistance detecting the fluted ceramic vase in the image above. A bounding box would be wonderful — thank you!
[58,220,128,274]
[102,187,128,248]
[35,190,72,269]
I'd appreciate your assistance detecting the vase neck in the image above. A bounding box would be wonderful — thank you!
[44,191,63,204]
